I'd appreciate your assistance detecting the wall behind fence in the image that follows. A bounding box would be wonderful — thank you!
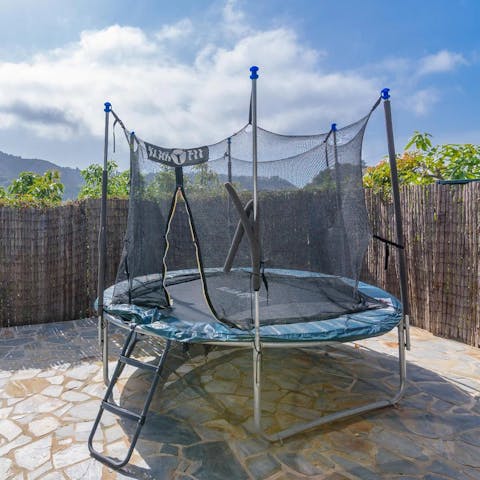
[0,184,478,347]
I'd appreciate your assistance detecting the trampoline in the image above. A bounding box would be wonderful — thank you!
[103,268,402,345]
[89,67,411,469]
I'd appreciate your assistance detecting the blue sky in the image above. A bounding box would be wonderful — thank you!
[0,0,478,169]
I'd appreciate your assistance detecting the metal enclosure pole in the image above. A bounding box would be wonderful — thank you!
[251,68,259,226]
[382,88,411,353]
[99,101,111,384]
[227,137,233,239]
[331,123,341,209]
[227,137,232,183]
[331,123,348,275]
[249,66,262,432]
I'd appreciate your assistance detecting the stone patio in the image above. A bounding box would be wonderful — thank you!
[1,319,479,479]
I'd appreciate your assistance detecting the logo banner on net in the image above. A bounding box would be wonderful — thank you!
[144,141,209,167]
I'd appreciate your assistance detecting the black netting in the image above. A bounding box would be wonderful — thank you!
[112,101,385,330]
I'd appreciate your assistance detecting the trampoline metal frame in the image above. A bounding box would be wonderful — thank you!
[103,310,408,444]
[92,70,411,466]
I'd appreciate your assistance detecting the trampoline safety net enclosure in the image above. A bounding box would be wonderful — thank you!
[111,95,387,331]
[89,70,410,470]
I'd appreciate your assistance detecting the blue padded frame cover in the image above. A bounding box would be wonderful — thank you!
[103,269,402,344]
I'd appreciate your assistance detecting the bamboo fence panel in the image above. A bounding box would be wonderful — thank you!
[363,183,480,347]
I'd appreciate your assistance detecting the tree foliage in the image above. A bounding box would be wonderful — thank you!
[191,163,221,193]
[78,160,129,199]
[144,163,223,199]
[145,167,179,199]
[306,164,361,191]
[363,132,480,194]
[0,170,64,206]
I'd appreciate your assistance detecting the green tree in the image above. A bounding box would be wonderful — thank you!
[363,132,480,194]
[5,170,64,205]
[305,163,363,192]
[78,160,129,199]
[144,167,178,199]
[405,132,480,181]
[191,163,221,194]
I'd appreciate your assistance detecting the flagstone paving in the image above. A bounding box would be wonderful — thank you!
[1,318,479,479]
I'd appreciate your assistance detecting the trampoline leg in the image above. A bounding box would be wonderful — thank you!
[253,289,263,433]
[392,317,408,404]
[253,345,262,432]
[102,316,109,385]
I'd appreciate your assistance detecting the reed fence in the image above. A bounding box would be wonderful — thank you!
[0,183,478,347]
[363,183,480,347]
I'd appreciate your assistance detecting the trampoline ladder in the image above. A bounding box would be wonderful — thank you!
[88,326,171,469]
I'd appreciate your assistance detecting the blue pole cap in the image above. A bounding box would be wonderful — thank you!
[250,66,259,79]
[104,102,112,112]
[381,88,390,100]
[331,123,337,132]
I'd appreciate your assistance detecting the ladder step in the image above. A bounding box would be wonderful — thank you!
[120,355,157,372]
[102,401,144,423]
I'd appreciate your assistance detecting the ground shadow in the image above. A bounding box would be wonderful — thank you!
[107,335,480,479]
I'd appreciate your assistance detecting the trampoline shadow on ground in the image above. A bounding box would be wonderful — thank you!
[107,339,480,480]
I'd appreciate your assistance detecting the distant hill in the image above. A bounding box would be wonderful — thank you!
[184,173,296,190]
[218,174,296,190]
[0,151,84,200]
[0,151,296,201]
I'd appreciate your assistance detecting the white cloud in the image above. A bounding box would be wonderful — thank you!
[71,25,157,63]
[418,50,467,75]
[222,0,251,38]
[404,88,439,116]
[0,12,380,149]
[155,19,193,42]
[0,2,466,161]
[359,49,469,117]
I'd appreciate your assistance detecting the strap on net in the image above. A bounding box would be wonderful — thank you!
[373,235,404,270]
